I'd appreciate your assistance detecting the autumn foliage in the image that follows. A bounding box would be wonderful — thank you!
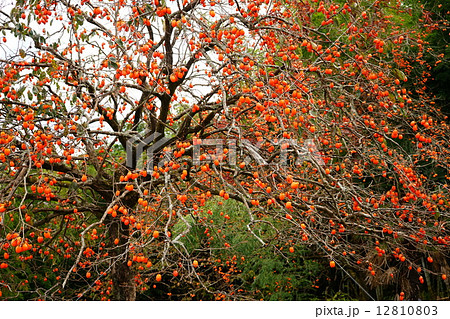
[0,0,449,300]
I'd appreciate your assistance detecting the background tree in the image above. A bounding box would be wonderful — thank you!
[405,0,450,116]
[0,0,449,300]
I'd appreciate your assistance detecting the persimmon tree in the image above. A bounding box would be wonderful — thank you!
[0,0,449,300]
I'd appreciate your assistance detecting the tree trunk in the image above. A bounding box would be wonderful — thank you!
[109,219,136,301]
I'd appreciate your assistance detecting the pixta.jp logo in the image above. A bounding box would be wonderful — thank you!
[126,130,324,171]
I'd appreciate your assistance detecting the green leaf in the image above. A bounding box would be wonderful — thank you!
[108,58,119,70]
[116,38,123,48]
[16,86,26,97]
[75,14,85,28]
[392,69,407,81]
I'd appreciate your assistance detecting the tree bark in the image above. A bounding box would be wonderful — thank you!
[109,219,136,301]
